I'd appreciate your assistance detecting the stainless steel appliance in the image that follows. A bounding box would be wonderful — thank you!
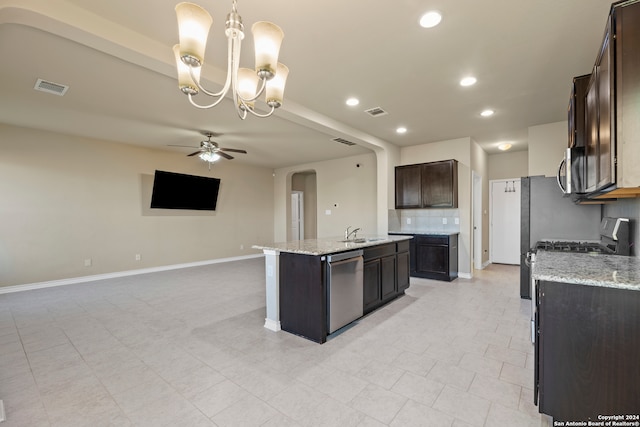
[326,250,364,334]
[557,146,586,195]
[520,176,601,299]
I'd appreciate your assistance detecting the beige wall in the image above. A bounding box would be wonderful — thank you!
[399,137,473,276]
[528,121,566,177]
[273,152,378,241]
[0,124,274,287]
[488,151,529,180]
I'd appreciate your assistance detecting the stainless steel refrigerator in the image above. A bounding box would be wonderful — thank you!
[519,176,601,298]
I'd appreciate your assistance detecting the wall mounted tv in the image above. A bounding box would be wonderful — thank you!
[150,170,221,211]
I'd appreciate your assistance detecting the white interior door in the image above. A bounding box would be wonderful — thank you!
[291,191,304,240]
[490,179,520,264]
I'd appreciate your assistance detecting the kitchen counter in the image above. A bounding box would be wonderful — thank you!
[388,230,459,236]
[252,234,412,256]
[532,250,640,291]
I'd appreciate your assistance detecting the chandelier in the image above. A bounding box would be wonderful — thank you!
[173,1,289,120]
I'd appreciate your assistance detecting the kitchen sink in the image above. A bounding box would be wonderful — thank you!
[339,238,385,243]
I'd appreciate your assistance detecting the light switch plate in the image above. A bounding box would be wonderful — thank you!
[442,218,447,225]
[406,218,411,225]
[455,218,459,224]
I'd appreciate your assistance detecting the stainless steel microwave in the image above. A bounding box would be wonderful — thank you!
[557,147,586,195]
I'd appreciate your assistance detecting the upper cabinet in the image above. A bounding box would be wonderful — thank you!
[395,160,458,209]
[584,1,640,199]
[568,74,590,149]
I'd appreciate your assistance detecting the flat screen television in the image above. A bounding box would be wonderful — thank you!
[150,170,221,211]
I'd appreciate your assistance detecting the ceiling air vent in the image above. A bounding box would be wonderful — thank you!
[332,137,357,146]
[34,78,69,96]
[364,107,388,117]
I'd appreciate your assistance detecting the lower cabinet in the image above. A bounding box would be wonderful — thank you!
[412,234,458,281]
[279,240,412,343]
[363,241,410,314]
[536,280,640,421]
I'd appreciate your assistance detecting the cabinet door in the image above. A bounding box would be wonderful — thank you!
[597,28,614,191]
[363,259,381,313]
[421,160,458,208]
[585,72,599,192]
[396,251,410,292]
[380,255,397,301]
[395,165,422,208]
[416,239,448,277]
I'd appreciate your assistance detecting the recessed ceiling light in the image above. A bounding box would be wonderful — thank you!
[419,11,442,28]
[346,97,359,106]
[460,76,477,87]
[481,109,494,117]
[396,127,407,134]
[498,143,513,151]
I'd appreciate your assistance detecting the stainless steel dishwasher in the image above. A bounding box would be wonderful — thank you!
[326,250,364,334]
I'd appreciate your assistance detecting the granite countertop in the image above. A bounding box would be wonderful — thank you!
[253,235,412,256]
[532,250,640,291]
[388,230,460,236]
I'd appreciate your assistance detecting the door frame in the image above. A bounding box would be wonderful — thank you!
[472,171,483,271]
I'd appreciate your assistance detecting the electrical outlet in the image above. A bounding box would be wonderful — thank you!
[240,244,244,250]
[84,258,92,267]
[325,209,332,215]
[406,218,412,225]
[442,218,448,225]
[455,218,459,225]
[135,254,141,261]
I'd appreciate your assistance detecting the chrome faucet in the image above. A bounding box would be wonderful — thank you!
[345,226,361,241]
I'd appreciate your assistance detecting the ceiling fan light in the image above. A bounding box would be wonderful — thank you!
[175,2,213,66]
[252,21,284,79]
[199,151,220,162]
[237,67,260,109]
[265,63,289,108]
[173,44,200,94]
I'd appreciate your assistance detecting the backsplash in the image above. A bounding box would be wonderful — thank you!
[388,209,460,233]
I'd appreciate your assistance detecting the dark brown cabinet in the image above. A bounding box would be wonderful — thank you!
[585,19,614,193]
[363,240,410,314]
[583,0,640,198]
[536,280,640,421]
[411,234,458,281]
[395,160,458,209]
[394,164,422,208]
[568,74,590,149]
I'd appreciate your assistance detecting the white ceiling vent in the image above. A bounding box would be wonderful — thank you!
[332,137,357,146]
[364,107,388,117]
[34,79,69,96]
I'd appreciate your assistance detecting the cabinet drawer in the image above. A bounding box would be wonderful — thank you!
[396,240,410,253]
[363,243,396,261]
[416,235,448,245]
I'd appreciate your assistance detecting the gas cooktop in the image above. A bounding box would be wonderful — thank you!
[534,240,612,254]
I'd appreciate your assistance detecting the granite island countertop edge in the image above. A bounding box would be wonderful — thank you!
[252,235,413,256]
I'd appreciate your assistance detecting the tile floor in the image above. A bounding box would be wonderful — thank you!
[0,259,549,426]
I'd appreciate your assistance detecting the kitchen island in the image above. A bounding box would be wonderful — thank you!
[253,235,413,343]
[531,251,640,421]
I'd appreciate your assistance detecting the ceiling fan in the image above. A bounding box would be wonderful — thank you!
[170,131,247,162]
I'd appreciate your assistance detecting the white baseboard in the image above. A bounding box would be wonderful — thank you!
[263,318,281,332]
[482,260,491,269]
[0,254,264,295]
[458,272,472,279]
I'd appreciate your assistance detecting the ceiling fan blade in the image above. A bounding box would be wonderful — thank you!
[219,148,247,154]
[187,151,201,157]
[218,151,234,160]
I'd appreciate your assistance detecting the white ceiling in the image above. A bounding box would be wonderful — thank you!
[0,0,614,168]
